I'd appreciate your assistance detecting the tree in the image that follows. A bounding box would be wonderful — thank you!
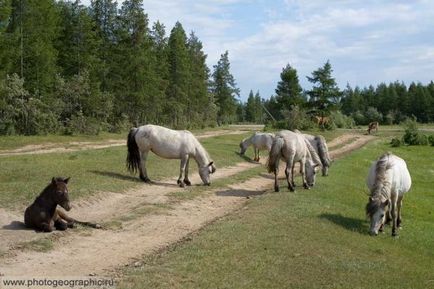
[211,51,239,124]
[275,64,303,110]
[306,60,341,115]
[166,21,190,127]
[6,0,60,95]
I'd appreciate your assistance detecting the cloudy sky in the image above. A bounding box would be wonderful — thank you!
[94,0,434,101]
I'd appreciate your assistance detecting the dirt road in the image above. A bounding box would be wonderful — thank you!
[0,133,374,278]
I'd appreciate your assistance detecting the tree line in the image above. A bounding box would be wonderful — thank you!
[238,61,434,127]
[0,0,240,135]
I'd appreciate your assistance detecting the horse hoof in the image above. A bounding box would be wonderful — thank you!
[183,179,191,186]
[140,176,152,183]
[274,186,280,192]
[177,180,185,188]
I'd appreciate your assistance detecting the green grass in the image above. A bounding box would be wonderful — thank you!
[0,132,253,210]
[118,139,434,289]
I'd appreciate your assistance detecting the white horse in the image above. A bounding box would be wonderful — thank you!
[366,152,411,237]
[239,132,274,162]
[294,130,332,176]
[126,125,216,187]
[267,130,322,192]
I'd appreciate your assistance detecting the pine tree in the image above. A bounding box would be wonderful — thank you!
[211,51,239,125]
[306,60,341,115]
[275,64,303,110]
[166,21,190,127]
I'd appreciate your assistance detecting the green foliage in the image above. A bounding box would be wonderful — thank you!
[329,110,354,128]
[401,118,430,146]
[390,138,401,147]
[428,135,434,146]
[272,105,314,131]
[275,64,304,110]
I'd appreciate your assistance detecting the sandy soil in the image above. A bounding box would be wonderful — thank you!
[0,130,249,157]
[0,133,374,279]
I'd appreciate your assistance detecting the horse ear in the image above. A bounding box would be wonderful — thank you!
[51,177,57,185]
[64,177,70,184]
[208,161,214,167]
[382,199,389,207]
[369,196,374,202]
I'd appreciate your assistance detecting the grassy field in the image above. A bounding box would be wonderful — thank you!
[118,139,434,289]
[0,132,256,210]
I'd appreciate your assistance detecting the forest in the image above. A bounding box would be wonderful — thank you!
[0,0,433,136]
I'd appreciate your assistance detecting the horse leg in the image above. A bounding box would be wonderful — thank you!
[274,167,280,192]
[391,197,398,237]
[285,163,295,192]
[139,151,151,183]
[183,157,191,186]
[53,211,68,231]
[397,196,403,228]
[254,148,258,162]
[177,155,188,188]
[40,221,54,232]
[300,160,309,189]
[291,163,296,188]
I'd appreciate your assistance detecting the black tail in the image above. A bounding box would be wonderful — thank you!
[126,128,140,174]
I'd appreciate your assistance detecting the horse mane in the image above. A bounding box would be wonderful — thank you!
[267,136,284,173]
[314,135,331,167]
[304,138,322,166]
[366,152,393,216]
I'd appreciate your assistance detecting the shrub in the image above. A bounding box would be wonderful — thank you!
[429,135,434,146]
[330,111,355,128]
[272,105,315,131]
[400,118,429,146]
[390,138,401,147]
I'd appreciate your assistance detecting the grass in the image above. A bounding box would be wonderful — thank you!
[0,132,255,210]
[118,139,434,289]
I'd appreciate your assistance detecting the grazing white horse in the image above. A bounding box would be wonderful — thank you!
[267,130,322,192]
[294,130,332,176]
[366,152,411,237]
[239,132,274,162]
[127,125,216,187]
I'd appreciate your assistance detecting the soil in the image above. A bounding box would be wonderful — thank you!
[0,133,375,278]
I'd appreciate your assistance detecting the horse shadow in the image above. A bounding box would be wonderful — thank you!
[319,213,367,234]
[216,189,266,198]
[89,170,141,182]
[2,220,29,231]
[234,151,260,164]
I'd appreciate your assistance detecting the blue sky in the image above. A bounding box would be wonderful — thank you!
[86,0,434,101]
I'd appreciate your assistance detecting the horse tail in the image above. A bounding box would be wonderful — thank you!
[57,210,101,229]
[314,135,331,167]
[126,127,140,174]
[304,138,322,166]
[267,136,284,173]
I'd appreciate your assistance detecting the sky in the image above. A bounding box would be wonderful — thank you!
[86,0,434,101]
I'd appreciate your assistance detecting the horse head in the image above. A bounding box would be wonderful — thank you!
[366,196,389,236]
[199,161,216,186]
[50,177,71,211]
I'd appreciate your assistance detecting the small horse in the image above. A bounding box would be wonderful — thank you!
[294,130,332,176]
[314,115,329,128]
[367,121,379,134]
[267,130,322,192]
[239,132,274,162]
[24,177,100,232]
[127,124,216,187]
[366,152,412,236]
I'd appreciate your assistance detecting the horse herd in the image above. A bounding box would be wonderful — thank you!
[24,124,411,238]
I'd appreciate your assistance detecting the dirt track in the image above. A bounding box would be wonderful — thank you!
[0,132,374,278]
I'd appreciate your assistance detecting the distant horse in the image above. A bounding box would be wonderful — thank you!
[127,124,216,187]
[366,152,411,236]
[294,130,332,176]
[314,116,329,128]
[24,177,100,232]
[267,130,322,192]
[367,121,379,134]
[239,132,274,162]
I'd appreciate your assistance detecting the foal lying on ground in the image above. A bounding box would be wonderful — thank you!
[24,177,101,232]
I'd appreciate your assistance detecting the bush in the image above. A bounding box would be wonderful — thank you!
[400,118,429,146]
[429,135,434,146]
[64,111,101,135]
[272,105,315,131]
[330,111,355,128]
[390,138,401,147]
[351,111,367,125]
